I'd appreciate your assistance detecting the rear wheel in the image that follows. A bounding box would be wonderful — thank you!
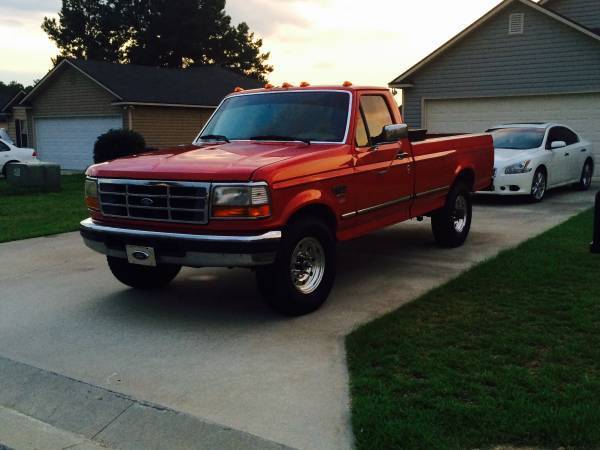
[107,256,181,289]
[1,161,19,177]
[256,216,336,316]
[431,182,472,248]
[575,159,593,191]
[529,168,547,202]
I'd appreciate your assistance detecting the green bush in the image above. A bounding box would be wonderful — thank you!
[93,129,146,164]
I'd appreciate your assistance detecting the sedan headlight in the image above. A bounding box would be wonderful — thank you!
[212,184,271,219]
[505,160,533,175]
[84,178,99,209]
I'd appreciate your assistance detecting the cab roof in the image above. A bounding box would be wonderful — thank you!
[228,85,390,96]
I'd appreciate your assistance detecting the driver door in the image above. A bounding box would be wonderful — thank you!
[353,94,413,220]
[546,127,572,185]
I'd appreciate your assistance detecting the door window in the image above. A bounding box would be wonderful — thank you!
[547,126,578,148]
[355,111,369,148]
[360,95,393,145]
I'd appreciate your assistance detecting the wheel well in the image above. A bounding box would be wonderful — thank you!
[585,157,594,168]
[455,169,475,191]
[287,204,337,235]
[536,165,548,176]
[2,160,19,176]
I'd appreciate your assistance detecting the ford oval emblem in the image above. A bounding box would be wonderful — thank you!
[132,251,150,261]
[140,197,154,207]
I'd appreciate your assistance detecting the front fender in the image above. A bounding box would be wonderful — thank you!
[278,188,339,224]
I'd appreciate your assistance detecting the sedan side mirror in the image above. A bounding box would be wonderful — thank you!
[550,141,567,150]
[382,124,409,143]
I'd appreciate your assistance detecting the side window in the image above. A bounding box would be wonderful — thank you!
[355,112,369,147]
[360,95,393,145]
[562,128,579,146]
[0,141,10,152]
[546,127,560,149]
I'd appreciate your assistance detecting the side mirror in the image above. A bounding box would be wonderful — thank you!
[550,141,567,150]
[382,124,408,143]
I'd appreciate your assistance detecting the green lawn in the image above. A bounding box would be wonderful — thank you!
[0,174,88,243]
[347,209,600,450]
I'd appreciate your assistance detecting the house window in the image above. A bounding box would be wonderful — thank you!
[15,119,28,148]
[509,13,525,35]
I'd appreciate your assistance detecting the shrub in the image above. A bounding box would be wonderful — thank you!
[93,129,146,164]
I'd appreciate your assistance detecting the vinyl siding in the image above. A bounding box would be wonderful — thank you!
[32,65,122,118]
[131,106,215,148]
[402,2,600,127]
[545,0,600,31]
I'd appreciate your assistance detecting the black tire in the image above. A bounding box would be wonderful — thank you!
[574,159,594,191]
[107,256,181,289]
[529,168,547,203]
[2,161,19,177]
[431,182,472,248]
[256,216,336,316]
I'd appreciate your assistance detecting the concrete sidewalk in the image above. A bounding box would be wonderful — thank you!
[0,185,596,449]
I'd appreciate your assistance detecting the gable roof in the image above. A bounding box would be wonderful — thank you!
[0,90,26,113]
[390,0,600,87]
[22,59,264,108]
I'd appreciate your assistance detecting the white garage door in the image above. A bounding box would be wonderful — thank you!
[425,93,600,160]
[35,116,122,171]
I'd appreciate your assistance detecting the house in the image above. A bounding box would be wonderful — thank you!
[9,59,263,170]
[390,0,600,160]
[1,90,26,142]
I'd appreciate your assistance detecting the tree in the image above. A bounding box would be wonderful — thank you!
[42,0,273,82]
[0,81,33,101]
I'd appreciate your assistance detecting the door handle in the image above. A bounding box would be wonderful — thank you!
[582,149,588,152]
[397,152,410,160]
[564,153,570,156]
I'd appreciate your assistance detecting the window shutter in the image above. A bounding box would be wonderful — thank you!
[509,13,525,35]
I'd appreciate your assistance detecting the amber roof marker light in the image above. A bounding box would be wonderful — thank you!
[343,81,353,87]
[282,82,294,88]
[300,81,311,87]
[264,83,274,89]
[233,87,244,93]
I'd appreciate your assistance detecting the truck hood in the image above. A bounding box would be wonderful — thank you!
[86,142,310,181]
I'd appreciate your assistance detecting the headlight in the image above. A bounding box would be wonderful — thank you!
[84,178,99,209]
[505,160,533,175]
[212,184,271,219]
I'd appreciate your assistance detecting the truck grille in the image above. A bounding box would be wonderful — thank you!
[98,179,210,225]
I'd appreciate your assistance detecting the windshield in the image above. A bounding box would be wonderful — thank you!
[198,91,351,143]
[488,128,546,150]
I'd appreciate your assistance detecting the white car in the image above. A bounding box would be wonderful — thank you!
[0,138,37,177]
[478,123,594,202]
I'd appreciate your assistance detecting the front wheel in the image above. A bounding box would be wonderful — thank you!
[575,160,593,191]
[256,216,336,316]
[530,168,547,202]
[431,182,472,248]
[107,256,181,289]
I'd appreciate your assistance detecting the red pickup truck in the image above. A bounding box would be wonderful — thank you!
[81,85,493,315]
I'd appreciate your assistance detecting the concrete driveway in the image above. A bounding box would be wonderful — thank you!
[0,186,596,450]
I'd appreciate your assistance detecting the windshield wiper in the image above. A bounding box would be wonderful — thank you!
[199,134,230,143]
[250,135,311,145]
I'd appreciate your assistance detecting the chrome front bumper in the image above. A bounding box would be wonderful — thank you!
[80,218,281,267]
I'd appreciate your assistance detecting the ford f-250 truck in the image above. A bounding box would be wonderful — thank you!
[81,85,494,315]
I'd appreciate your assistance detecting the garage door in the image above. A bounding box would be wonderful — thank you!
[35,116,122,171]
[425,93,600,160]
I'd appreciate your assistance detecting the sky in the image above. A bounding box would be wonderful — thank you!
[1,0,510,89]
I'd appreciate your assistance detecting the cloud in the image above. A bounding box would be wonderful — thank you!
[0,0,59,15]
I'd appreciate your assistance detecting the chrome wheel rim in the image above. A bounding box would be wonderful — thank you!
[583,163,593,187]
[290,237,325,294]
[452,194,468,233]
[532,172,546,200]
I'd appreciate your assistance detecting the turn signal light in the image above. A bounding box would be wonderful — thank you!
[233,87,244,93]
[300,81,310,87]
[343,81,353,87]
[85,196,100,210]
[212,205,271,218]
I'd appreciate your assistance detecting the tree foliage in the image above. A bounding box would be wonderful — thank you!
[0,81,32,102]
[42,0,273,82]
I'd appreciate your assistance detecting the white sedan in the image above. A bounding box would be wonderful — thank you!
[0,138,37,177]
[478,123,594,202]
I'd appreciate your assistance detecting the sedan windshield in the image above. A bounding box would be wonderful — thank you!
[198,91,350,144]
[487,128,546,150]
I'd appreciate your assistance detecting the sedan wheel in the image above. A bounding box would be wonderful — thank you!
[575,160,594,191]
[530,169,547,202]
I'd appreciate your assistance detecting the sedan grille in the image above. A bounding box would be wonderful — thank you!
[98,179,210,224]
